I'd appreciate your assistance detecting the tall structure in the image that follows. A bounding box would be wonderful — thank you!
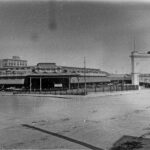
[130,51,150,85]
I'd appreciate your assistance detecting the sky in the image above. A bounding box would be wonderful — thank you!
[1,1,150,73]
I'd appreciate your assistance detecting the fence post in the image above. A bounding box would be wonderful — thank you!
[103,85,104,92]
[95,84,96,92]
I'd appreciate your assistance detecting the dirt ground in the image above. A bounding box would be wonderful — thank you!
[1,90,150,149]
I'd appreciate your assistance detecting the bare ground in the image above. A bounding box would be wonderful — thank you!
[1,90,150,149]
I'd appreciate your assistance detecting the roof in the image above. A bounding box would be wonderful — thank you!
[26,73,80,77]
[3,59,27,62]
[60,66,101,71]
[108,74,131,80]
[37,63,56,65]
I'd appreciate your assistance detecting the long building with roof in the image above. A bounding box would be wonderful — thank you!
[0,57,132,91]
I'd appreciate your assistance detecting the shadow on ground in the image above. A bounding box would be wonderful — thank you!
[22,124,103,150]
[110,135,150,150]
[22,124,150,150]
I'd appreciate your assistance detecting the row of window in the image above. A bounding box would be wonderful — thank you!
[62,69,101,74]
[4,60,27,67]
[35,68,106,75]
[62,68,101,73]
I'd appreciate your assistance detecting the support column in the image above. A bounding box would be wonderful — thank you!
[77,76,79,91]
[68,76,71,90]
[40,77,42,91]
[84,76,87,95]
[30,77,32,92]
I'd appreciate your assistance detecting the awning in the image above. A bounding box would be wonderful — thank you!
[0,79,24,85]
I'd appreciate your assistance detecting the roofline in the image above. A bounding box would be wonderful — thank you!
[2,59,27,62]
[26,73,80,77]
[37,63,56,64]
[59,66,101,70]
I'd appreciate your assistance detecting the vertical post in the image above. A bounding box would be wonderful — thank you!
[77,76,79,93]
[84,57,87,95]
[131,51,135,85]
[68,76,71,90]
[40,77,42,92]
[103,84,104,92]
[30,77,32,92]
[93,82,95,92]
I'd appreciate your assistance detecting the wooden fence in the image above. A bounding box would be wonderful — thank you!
[13,84,139,95]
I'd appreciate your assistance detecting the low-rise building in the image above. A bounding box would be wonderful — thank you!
[35,63,108,76]
[0,59,114,90]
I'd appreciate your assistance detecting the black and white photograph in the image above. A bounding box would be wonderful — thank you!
[1,0,150,149]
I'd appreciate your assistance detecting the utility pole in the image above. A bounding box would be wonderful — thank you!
[84,57,87,95]
[133,35,136,52]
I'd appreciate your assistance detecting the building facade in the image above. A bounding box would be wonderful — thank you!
[0,56,27,68]
[60,66,108,76]
[36,63,61,73]
[35,63,108,76]
[0,59,113,90]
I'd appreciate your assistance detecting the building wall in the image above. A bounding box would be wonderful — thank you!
[0,66,34,76]
[70,76,110,83]
[35,63,108,76]
[0,59,3,68]
[36,63,62,73]
[1,56,27,68]
[60,66,108,76]
[37,63,56,68]
[0,60,108,78]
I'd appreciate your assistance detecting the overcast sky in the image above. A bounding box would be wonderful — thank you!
[1,0,150,73]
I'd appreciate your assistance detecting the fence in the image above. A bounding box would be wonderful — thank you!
[13,84,139,95]
[13,89,86,95]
